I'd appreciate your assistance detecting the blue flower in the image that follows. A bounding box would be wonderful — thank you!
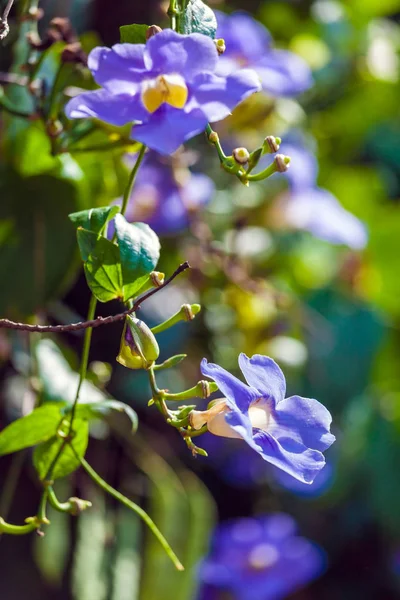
[279,141,368,249]
[197,514,325,600]
[215,11,313,97]
[119,150,214,234]
[65,30,261,155]
[191,354,335,484]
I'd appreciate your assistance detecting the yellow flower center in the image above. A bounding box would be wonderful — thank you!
[141,74,188,114]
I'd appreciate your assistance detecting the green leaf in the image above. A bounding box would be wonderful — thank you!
[0,404,63,456]
[181,0,217,38]
[33,419,89,480]
[69,206,120,234]
[77,229,123,302]
[114,214,160,301]
[74,400,138,433]
[120,24,149,44]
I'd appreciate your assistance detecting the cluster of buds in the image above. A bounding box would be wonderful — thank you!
[208,129,290,185]
[27,17,87,65]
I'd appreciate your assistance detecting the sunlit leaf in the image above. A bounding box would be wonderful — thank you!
[181,0,217,38]
[69,206,120,235]
[33,419,89,480]
[114,215,160,301]
[77,229,123,302]
[0,404,63,456]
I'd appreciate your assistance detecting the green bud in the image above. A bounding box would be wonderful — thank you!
[214,38,226,54]
[153,354,187,370]
[151,303,202,334]
[262,136,281,154]
[274,154,291,172]
[117,315,159,370]
[232,147,250,165]
[134,271,165,297]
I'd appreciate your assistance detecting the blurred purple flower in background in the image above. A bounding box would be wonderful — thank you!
[119,151,214,234]
[215,11,313,97]
[192,354,335,484]
[65,30,260,154]
[197,514,325,600]
[279,141,368,249]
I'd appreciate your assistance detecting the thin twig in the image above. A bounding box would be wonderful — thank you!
[0,0,15,40]
[0,262,190,333]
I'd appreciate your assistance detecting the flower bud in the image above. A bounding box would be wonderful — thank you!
[214,38,226,54]
[233,147,250,165]
[274,154,291,173]
[182,303,201,321]
[208,130,219,144]
[146,25,162,40]
[117,316,159,370]
[262,136,281,154]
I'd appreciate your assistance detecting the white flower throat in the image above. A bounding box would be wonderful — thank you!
[191,397,271,438]
[141,73,188,113]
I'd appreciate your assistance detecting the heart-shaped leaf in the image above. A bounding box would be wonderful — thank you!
[77,228,123,302]
[114,215,160,301]
[0,404,63,456]
[33,419,89,480]
[69,206,120,234]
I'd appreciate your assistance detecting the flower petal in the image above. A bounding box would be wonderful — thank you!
[88,44,147,92]
[65,89,148,125]
[238,354,286,403]
[285,187,368,249]
[253,430,326,483]
[131,105,208,155]
[271,395,335,452]
[144,29,218,79]
[279,142,319,192]
[201,358,259,413]
[190,70,261,122]
[255,49,313,97]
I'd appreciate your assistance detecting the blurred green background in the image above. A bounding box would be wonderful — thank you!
[1,0,400,598]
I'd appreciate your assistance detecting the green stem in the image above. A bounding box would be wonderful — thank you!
[47,486,72,513]
[168,0,179,30]
[75,452,184,571]
[205,124,227,163]
[68,294,97,434]
[0,517,38,536]
[120,144,147,217]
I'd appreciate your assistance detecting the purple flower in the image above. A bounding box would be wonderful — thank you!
[119,151,214,234]
[215,11,313,97]
[65,30,260,155]
[191,354,335,484]
[275,460,334,498]
[197,514,325,600]
[279,142,368,249]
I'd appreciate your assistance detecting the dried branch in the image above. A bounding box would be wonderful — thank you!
[0,262,190,333]
[0,0,15,40]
